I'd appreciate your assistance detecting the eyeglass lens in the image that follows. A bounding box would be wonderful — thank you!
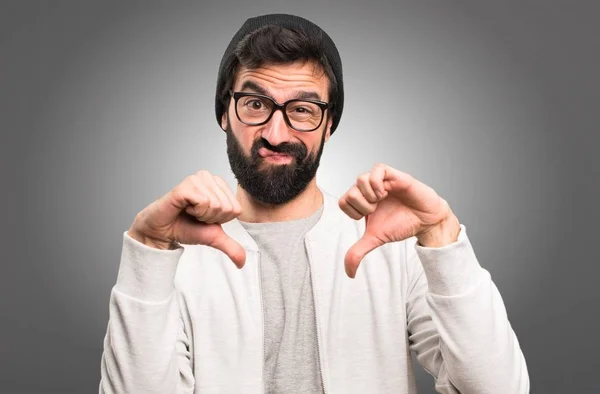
[236,95,323,131]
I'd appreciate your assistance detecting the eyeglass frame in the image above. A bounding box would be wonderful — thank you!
[229,90,333,132]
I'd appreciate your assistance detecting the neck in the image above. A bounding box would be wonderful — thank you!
[236,178,323,223]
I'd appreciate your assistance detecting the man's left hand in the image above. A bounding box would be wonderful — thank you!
[339,163,461,278]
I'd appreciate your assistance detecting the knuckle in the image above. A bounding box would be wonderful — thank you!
[348,187,362,200]
[195,192,209,205]
[369,172,382,184]
[357,173,369,185]
[193,200,209,217]
[220,202,233,214]
[211,201,222,211]
[170,187,185,202]
[184,176,200,191]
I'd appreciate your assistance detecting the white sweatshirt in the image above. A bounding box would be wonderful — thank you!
[99,190,529,394]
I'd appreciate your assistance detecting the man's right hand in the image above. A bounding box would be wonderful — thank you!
[127,170,246,268]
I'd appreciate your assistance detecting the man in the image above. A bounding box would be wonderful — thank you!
[99,13,529,394]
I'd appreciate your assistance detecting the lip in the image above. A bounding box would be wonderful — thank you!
[258,147,293,159]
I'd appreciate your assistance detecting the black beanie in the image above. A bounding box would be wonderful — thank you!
[214,13,344,134]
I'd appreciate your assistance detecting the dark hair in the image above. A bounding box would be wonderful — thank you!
[218,24,338,126]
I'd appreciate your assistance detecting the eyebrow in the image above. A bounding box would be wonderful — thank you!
[239,80,323,102]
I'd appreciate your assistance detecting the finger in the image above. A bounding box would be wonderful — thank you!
[205,176,235,224]
[338,195,364,220]
[192,170,230,224]
[356,172,379,203]
[191,176,229,224]
[384,169,438,210]
[344,234,383,278]
[369,163,389,198]
[206,226,247,268]
[213,176,242,222]
[185,200,210,220]
[379,164,415,194]
[185,178,221,222]
[169,183,210,220]
[345,186,377,217]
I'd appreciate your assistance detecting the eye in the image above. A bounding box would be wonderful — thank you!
[240,96,273,113]
[247,100,264,110]
[288,102,318,117]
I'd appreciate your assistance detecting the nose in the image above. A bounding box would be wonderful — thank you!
[261,109,292,146]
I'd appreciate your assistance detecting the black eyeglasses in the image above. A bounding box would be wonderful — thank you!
[230,90,332,132]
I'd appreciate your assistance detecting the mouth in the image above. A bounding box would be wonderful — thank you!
[258,147,294,164]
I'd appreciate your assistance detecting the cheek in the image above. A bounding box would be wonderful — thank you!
[239,128,262,154]
[306,132,325,151]
[236,132,253,153]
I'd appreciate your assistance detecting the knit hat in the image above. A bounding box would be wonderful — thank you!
[214,13,344,134]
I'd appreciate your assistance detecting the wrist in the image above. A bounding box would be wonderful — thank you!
[417,210,461,248]
[127,228,176,250]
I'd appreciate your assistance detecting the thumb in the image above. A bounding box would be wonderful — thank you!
[344,234,384,278]
[207,226,247,269]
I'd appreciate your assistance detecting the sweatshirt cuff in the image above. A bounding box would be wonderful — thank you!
[414,224,482,296]
[115,231,185,302]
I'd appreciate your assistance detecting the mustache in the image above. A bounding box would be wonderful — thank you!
[251,138,307,159]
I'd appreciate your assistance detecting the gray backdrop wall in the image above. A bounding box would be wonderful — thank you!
[1,1,598,393]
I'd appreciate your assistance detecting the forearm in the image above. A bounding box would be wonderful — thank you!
[426,271,528,393]
[99,231,194,393]
[409,226,529,393]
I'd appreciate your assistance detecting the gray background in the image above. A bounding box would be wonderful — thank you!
[1,0,598,393]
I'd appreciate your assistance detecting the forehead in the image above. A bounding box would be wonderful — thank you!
[233,61,330,101]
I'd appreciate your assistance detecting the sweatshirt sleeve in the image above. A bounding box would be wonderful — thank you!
[99,231,195,394]
[405,224,529,394]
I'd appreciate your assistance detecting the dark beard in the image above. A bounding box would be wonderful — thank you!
[225,124,326,206]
